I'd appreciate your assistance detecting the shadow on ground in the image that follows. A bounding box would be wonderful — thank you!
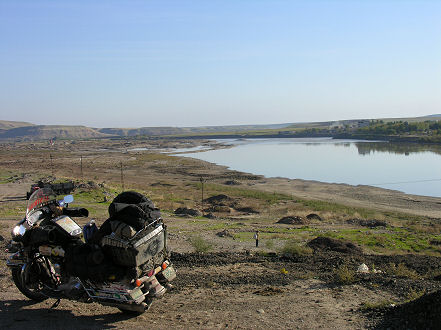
[0,299,135,329]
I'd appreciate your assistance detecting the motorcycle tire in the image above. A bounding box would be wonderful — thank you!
[11,267,48,302]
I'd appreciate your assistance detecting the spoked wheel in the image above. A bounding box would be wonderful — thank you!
[11,267,48,302]
[10,255,55,302]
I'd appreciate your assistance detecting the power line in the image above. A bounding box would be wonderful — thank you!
[370,178,441,186]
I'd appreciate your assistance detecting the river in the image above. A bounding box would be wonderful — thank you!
[179,137,441,198]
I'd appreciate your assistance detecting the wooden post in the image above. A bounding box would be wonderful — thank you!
[80,155,83,179]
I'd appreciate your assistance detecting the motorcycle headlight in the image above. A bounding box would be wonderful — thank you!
[12,225,21,237]
[11,224,26,239]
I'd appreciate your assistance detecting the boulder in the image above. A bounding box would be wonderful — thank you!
[306,213,322,221]
[277,216,307,225]
[216,229,233,238]
[205,205,231,213]
[204,194,233,205]
[235,206,259,214]
[224,180,240,185]
[346,218,387,228]
[174,207,202,217]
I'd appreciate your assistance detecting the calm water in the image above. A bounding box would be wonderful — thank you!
[181,138,441,197]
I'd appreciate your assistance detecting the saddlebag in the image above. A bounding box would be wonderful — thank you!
[101,220,167,267]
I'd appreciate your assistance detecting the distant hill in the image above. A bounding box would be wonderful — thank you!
[0,125,110,140]
[98,123,292,137]
[0,115,440,141]
[381,114,441,123]
[420,114,441,119]
[0,120,35,129]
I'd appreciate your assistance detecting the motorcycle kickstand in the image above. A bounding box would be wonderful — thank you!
[50,298,61,309]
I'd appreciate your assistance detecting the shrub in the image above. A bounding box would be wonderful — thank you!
[388,263,419,279]
[280,240,312,257]
[265,240,275,249]
[334,264,356,285]
[190,236,213,253]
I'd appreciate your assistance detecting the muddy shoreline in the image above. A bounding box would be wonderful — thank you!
[165,139,441,218]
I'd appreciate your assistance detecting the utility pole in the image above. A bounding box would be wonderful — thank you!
[120,161,124,191]
[80,156,83,179]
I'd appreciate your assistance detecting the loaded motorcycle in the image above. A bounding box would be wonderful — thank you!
[6,188,176,314]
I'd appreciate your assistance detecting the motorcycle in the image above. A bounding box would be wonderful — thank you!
[6,188,176,314]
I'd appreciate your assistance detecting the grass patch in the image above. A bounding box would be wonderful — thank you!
[193,182,293,205]
[387,263,419,279]
[265,240,275,249]
[360,300,395,311]
[72,188,113,219]
[280,240,313,256]
[189,236,213,253]
[322,227,441,255]
[298,199,378,219]
[405,288,425,302]
[204,222,244,231]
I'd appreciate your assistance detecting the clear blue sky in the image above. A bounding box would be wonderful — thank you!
[0,0,440,128]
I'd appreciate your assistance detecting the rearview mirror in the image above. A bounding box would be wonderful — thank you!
[59,195,74,207]
[64,195,74,204]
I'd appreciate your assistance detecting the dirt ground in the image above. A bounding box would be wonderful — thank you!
[1,139,441,329]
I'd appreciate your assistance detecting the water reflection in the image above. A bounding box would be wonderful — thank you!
[181,138,441,197]
[355,142,441,156]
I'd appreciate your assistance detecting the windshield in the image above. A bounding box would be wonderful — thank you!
[26,187,57,216]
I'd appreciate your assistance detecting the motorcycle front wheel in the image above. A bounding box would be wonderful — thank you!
[11,266,48,302]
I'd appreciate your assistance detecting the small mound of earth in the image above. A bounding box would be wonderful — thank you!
[204,194,233,205]
[203,213,216,219]
[277,216,307,225]
[216,229,234,238]
[174,207,201,217]
[346,218,387,228]
[374,290,441,329]
[204,205,231,213]
[253,286,284,296]
[235,206,259,214]
[306,213,322,221]
[307,237,362,254]
[224,180,240,185]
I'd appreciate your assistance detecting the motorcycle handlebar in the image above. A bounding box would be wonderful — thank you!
[63,207,89,218]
